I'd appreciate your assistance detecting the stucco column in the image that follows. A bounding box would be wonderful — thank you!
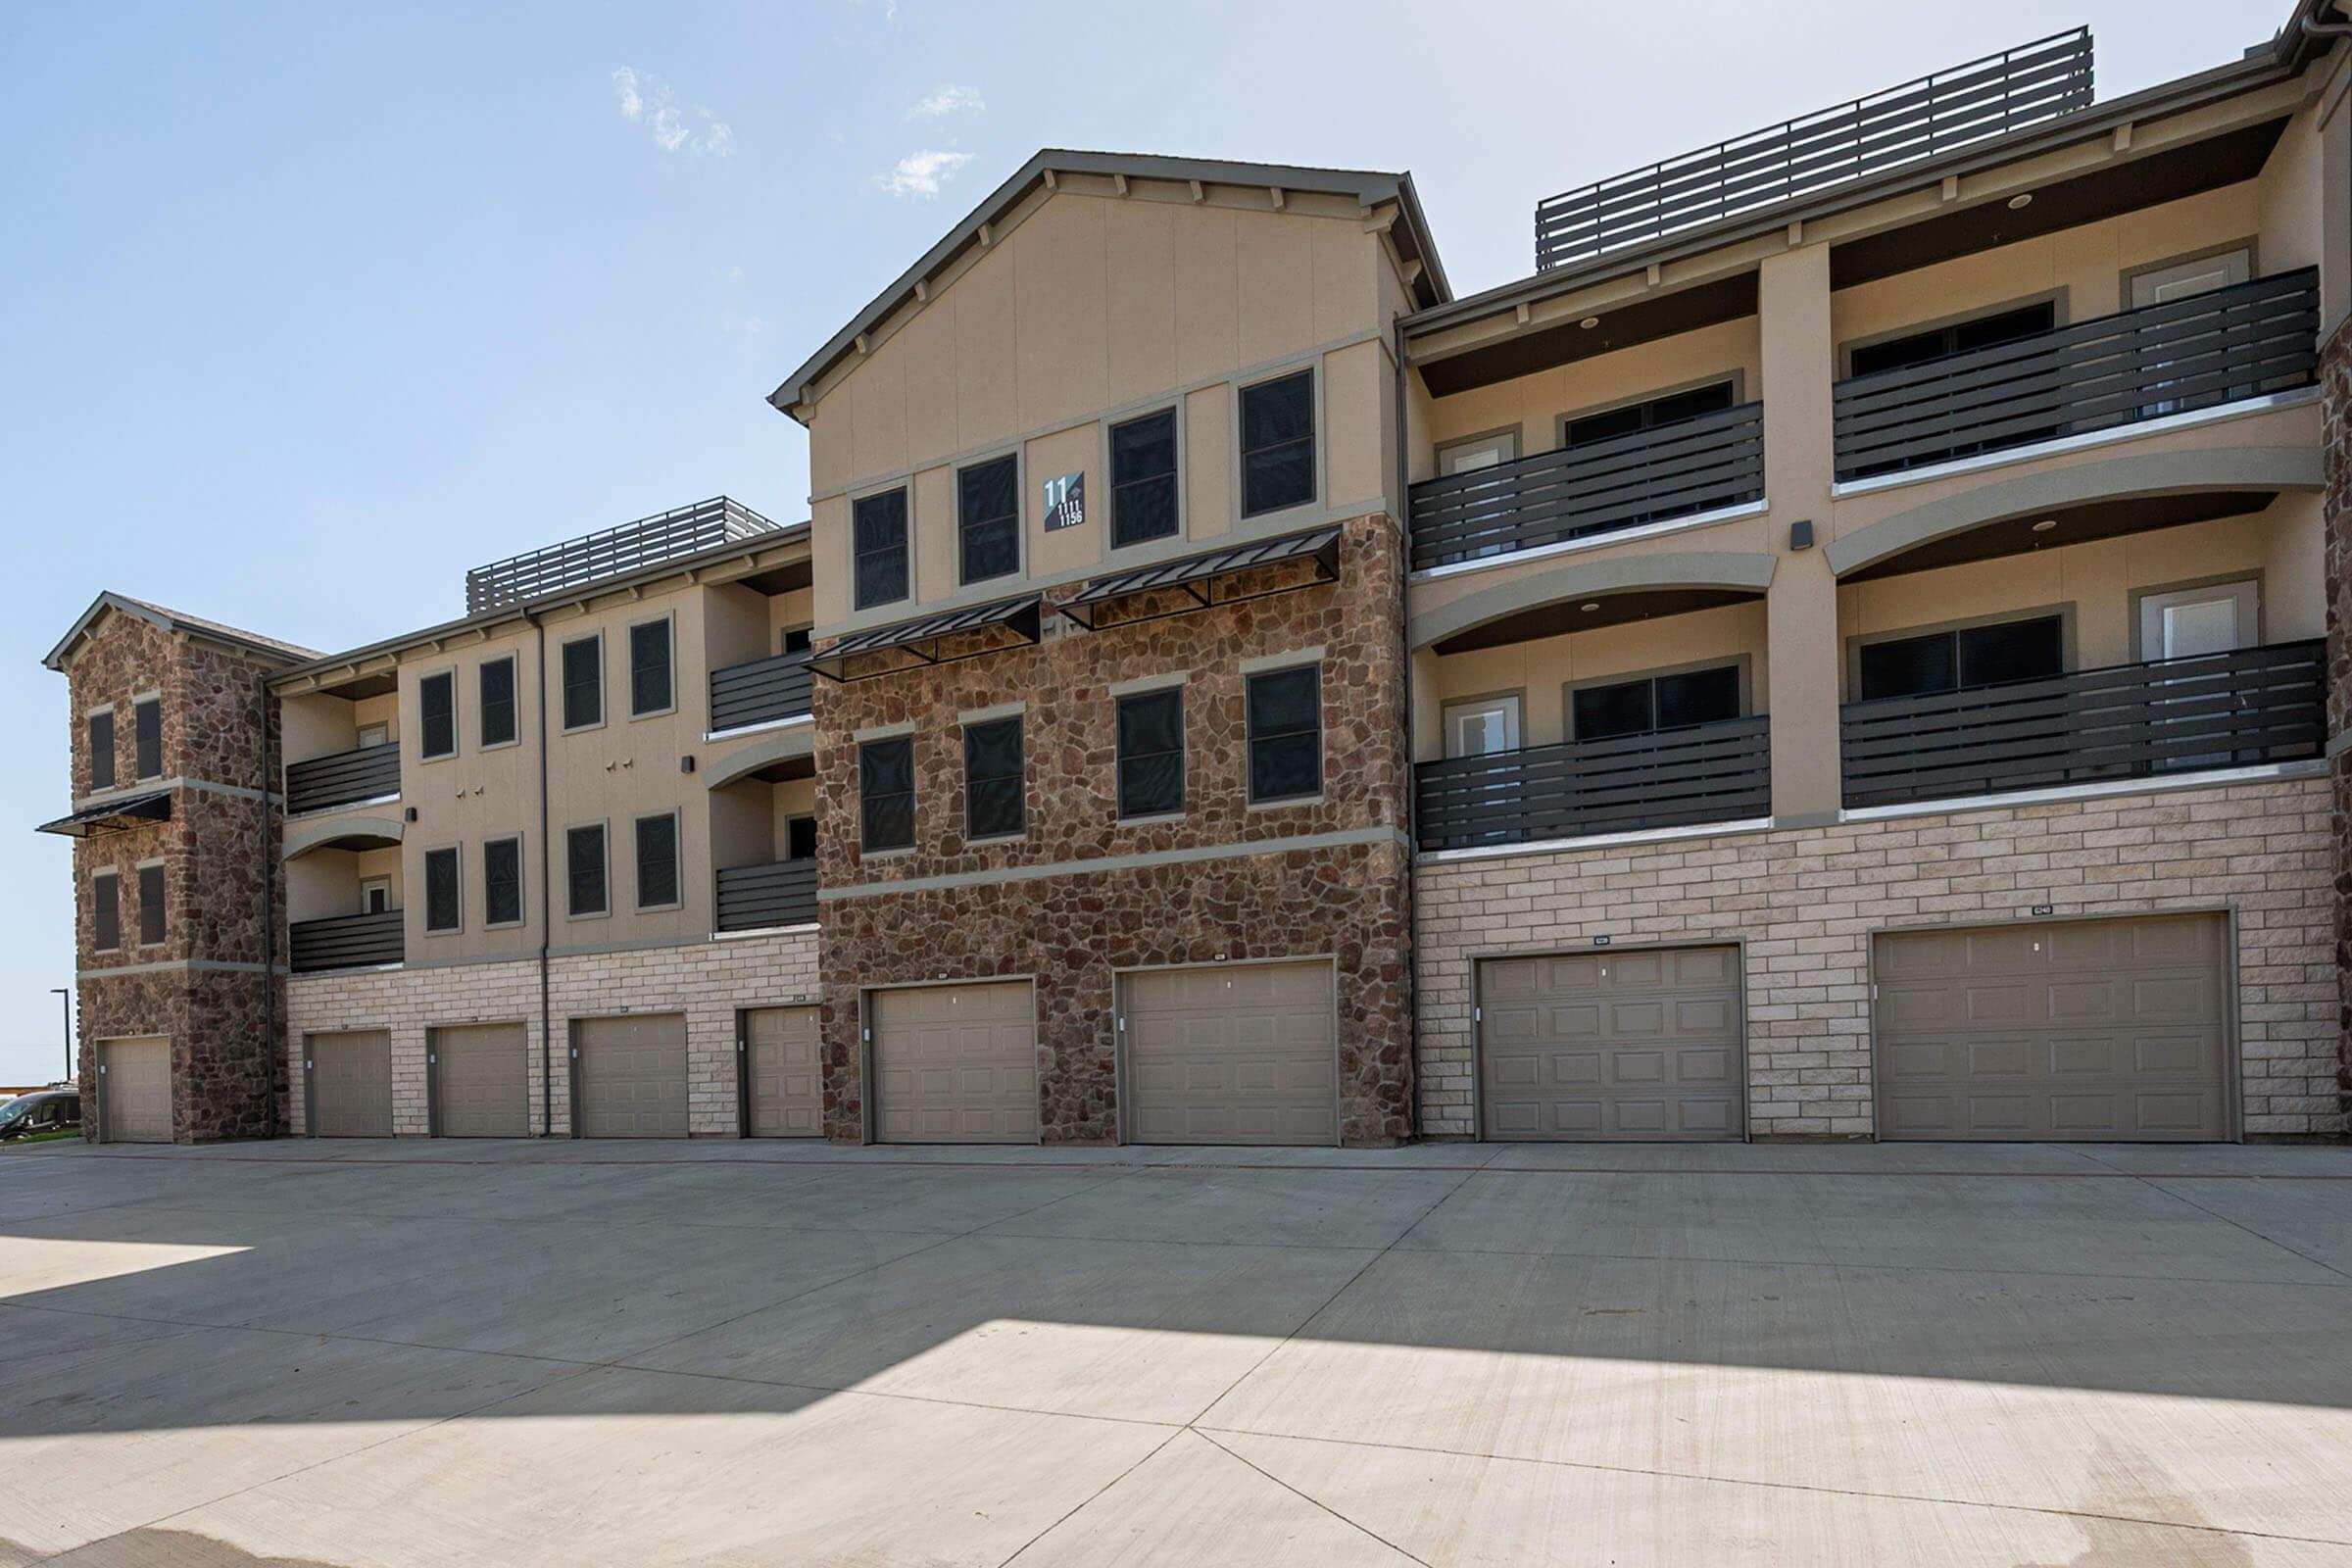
[1758,241,1842,824]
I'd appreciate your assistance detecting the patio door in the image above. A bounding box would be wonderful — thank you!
[2131,249,2251,416]
[2139,579,2258,771]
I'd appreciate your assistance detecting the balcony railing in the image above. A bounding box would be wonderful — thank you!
[1414,715,1772,852]
[1409,402,1764,572]
[290,909,405,974]
[1833,269,2319,481]
[1840,640,2325,808]
[286,744,402,815]
[465,497,781,613]
[710,650,814,733]
[715,858,818,932]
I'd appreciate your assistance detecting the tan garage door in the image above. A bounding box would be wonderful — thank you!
[871,982,1035,1144]
[1479,946,1743,1141]
[1876,913,2230,1142]
[309,1031,394,1138]
[1124,962,1336,1145]
[573,1014,689,1138]
[98,1036,172,1144]
[431,1023,529,1138]
[745,1005,820,1138]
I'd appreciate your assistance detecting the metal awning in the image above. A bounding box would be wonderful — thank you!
[811,594,1043,682]
[1059,525,1343,631]
[36,790,172,839]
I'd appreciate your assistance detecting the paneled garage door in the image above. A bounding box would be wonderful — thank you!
[1876,913,2230,1141]
[430,1022,529,1138]
[573,1014,689,1138]
[309,1030,394,1138]
[871,982,1035,1144]
[1123,961,1336,1145]
[744,1004,821,1137]
[1479,946,1743,1141]
[98,1036,172,1144]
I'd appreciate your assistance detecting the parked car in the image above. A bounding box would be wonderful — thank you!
[0,1088,81,1140]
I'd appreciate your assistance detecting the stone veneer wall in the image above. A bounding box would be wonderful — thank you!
[1414,776,2337,1140]
[2322,313,2352,1134]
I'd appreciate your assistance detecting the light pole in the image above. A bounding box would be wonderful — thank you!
[50,988,71,1083]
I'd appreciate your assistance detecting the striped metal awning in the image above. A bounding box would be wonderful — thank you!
[36,790,172,839]
[810,594,1043,682]
[1059,525,1343,631]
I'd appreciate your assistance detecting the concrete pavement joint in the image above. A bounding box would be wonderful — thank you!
[1194,1429,1433,1566]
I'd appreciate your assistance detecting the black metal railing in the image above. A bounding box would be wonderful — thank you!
[710,650,814,732]
[1536,30,2092,269]
[290,909,405,974]
[1840,640,2325,808]
[286,744,402,815]
[1409,402,1764,571]
[1415,715,1772,852]
[1833,269,2319,480]
[715,858,818,932]
[465,497,781,612]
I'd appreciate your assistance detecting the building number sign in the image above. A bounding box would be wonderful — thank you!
[1043,470,1086,531]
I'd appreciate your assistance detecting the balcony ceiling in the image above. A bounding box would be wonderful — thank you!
[1419,273,1758,399]
[1843,488,2279,582]
[1432,587,1761,656]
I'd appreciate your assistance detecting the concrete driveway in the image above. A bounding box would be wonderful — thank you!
[2,1139,2348,1567]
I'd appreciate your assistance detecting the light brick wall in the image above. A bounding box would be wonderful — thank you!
[1414,776,2337,1140]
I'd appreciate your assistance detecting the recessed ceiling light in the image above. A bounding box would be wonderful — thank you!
[1579,316,1600,329]
[2007,193,2034,211]
[1580,601,1600,612]
[2031,518,2057,532]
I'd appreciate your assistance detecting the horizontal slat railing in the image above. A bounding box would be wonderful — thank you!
[290,910,405,974]
[715,858,818,932]
[465,497,780,612]
[1415,715,1772,852]
[710,650,814,732]
[1409,402,1763,571]
[1833,270,2319,480]
[1839,640,2325,808]
[286,744,402,815]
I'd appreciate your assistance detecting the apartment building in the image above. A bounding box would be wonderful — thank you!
[39,5,2352,1146]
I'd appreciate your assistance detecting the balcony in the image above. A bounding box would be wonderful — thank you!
[1414,715,1772,852]
[286,744,402,815]
[1840,640,2325,809]
[290,909,405,974]
[710,650,814,734]
[1409,402,1764,572]
[715,858,817,932]
[1833,270,2320,482]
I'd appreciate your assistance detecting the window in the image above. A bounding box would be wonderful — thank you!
[786,814,818,861]
[565,824,608,916]
[1438,430,1520,475]
[423,847,461,934]
[1444,695,1522,758]
[782,626,812,656]
[634,812,679,908]
[360,876,392,915]
[1110,410,1179,548]
[561,635,603,730]
[957,455,1019,584]
[1572,666,1741,742]
[88,710,115,792]
[1848,302,2054,378]
[132,698,161,780]
[357,721,390,748]
[629,619,673,717]
[854,488,910,610]
[418,671,457,760]
[478,657,517,748]
[1246,664,1322,803]
[1240,369,1315,516]
[1116,687,1185,819]
[858,736,914,852]
[483,837,522,927]
[136,863,165,946]
[92,872,120,952]
[1859,616,2064,702]
[962,716,1024,840]
[2140,580,2257,662]
[1564,381,1734,449]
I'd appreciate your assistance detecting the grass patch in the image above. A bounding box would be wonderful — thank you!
[1,1128,82,1150]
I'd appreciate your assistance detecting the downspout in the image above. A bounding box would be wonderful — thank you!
[1393,310,1420,1142]
[532,612,553,1137]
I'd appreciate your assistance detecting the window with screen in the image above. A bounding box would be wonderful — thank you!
[957,456,1019,584]
[1246,665,1322,803]
[561,636,603,730]
[962,716,1024,840]
[1110,410,1178,548]
[418,672,457,760]
[1116,687,1185,818]
[859,737,914,852]
[478,657,517,748]
[854,489,911,609]
[1240,370,1315,516]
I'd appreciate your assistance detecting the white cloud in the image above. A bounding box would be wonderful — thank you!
[876,149,973,198]
[611,67,644,122]
[610,68,733,157]
[908,84,983,120]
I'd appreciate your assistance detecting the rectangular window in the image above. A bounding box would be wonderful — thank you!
[782,626,812,656]
[962,716,1025,840]
[859,735,915,852]
[561,635,603,730]
[1858,615,2065,702]
[1564,381,1735,449]
[418,671,457,760]
[1246,664,1322,803]
[133,698,162,780]
[1110,410,1179,548]
[854,488,910,610]
[634,812,679,908]
[1849,302,2055,378]
[957,455,1020,584]
[483,836,523,927]
[136,863,165,946]
[1444,695,1522,758]
[88,710,116,792]
[1572,665,1741,742]
[786,814,818,861]
[423,847,461,933]
[1240,369,1315,517]
[1115,687,1185,818]
[629,619,673,717]
[478,657,517,748]
[565,824,608,917]
[92,872,120,952]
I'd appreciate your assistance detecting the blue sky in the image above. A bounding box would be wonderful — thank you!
[0,0,2281,1084]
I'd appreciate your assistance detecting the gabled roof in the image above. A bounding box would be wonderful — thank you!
[43,592,321,673]
[770,149,1450,421]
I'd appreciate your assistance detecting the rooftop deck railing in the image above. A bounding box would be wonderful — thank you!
[465,497,781,613]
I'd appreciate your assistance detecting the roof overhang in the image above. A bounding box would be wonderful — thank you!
[1059,525,1344,632]
[44,593,318,674]
[37,790,172,839]
[811,594,1044,683]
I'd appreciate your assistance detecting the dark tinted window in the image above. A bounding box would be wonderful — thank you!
[423,847,460,932]
[133,699,161,779]
[1572,679,1654,741]
[93,873,119,951]
[1849,302,2055,377]
[479,658,517,748]
[854,489,910,609]
[1574,665,1741,740]
[565,825,607,916]
[629,620,672,716]
[635,813,679,907]
[483,837,522,926]
[1116,687,1185,818]
[859,736,914,852]
[1655,665,1742,729]
[957,456,1019,584]
[1860,615,2063,701]
[1566,380,1735,449]
[137,863,165,946]
[88,711,115,791]
[562,637,602,730]
[1241,370,1315,516]
[782,626,812,656]
[962,716,1024,840]
[419,672,457,760]
[1111,410,1179,548]
[786,815,818,861]
[1246,665,1322,802]
[1858,631,1956,701]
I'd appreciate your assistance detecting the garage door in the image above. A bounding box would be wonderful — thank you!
[573,1014,689,1138]
[431,1023,529,1138]
[744,1005,820,1138]
[1124,962,1336,1145]
[97,1036,172,1144]
[1479,946,1742,1141]
[309,1031,394,1138]
[871,983,1035,1144]
[1876,913,2230,1141]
